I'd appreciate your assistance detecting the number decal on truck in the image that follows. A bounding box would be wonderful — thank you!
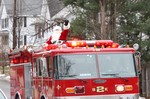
[96,86,105,92]
[92,86,108,92]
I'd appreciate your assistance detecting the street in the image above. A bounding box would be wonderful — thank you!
[0,79,10,99]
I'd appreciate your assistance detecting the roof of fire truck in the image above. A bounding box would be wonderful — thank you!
[10,40,135,55]
[32,40,135,54]
[9,40,136,64]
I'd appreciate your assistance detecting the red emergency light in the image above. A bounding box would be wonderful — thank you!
[10,56,30,64]
[66,40,118,48]
[43,40,119,50]
[43,43,58,50]
[11,58,18,64]
[66,41,86,47]
[112,43,119,48]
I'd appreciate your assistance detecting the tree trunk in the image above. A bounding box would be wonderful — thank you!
[106,0,120,41]
[110,0,117,41]
[112,0,120,41]
[99,0,106,39]
[2,66,5,74]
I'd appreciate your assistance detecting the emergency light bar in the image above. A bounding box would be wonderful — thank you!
[43,40,119,50]
[66,40,119,48]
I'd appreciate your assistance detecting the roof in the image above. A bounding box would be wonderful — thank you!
[2,0,65,17]
[3,0,43,16]
[47,0,64,17]
[51,5,73,20]
[32,47,135,57]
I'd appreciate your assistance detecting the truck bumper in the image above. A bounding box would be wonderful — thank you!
[53,94,139,99]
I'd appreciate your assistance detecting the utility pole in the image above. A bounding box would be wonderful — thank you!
[17,0,22,48]
[12,0,17,49]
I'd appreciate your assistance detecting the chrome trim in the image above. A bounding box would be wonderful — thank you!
[10,62,31,67]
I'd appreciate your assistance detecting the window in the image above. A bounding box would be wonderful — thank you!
[98,53,136,78]
[19,35,23,45]
[33,58,42,77]
[41,58,48,77]
[54,53,136,79]
[1,19,4,28]
[33,59,37,77]
[5,18,9,27]
[33,58,49,77]
[54,54,98,79]
[1,18,9,28]
[46,57,53,77]
[24,17,27,27]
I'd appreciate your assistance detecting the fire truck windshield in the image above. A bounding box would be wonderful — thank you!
[54,53,136,80]
[54,54,98,79]
[98,53,136,78]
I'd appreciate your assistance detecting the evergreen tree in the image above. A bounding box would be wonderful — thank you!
[63,0,150,66]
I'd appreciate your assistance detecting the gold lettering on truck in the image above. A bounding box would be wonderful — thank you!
[96,86,105,92]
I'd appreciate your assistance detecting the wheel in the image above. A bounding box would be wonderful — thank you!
[41,96,45,99]
[15,95,20,99]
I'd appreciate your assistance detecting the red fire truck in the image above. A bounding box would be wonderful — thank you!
[9,40,141,99]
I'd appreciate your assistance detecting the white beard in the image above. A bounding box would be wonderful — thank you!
[51,31,62,43]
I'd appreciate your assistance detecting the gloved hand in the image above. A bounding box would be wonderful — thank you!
[64,20,69,26]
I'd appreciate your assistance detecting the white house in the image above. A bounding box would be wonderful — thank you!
[0,0,75,52]
[0,0,51,51]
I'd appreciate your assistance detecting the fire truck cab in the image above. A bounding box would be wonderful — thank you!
[9,40,140,99]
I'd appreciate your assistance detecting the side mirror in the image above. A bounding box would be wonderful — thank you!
[135,51,141,74]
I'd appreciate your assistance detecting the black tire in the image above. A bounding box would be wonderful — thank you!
[15,95,20,99]
[41,96,45,99]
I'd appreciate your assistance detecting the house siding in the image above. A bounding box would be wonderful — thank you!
[0,0,51,49]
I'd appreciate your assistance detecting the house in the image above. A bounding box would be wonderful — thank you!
[0,0,75,52]
[51,5,75,22]
[47,0,64,18]
[0,0,75,74]
[0,0,51,51]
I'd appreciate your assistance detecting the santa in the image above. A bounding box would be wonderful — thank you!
[46,20,70,44]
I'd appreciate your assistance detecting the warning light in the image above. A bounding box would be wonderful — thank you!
[23,57,28,63]
[43,40,119,49]
[75,86,85,94]
[66,87,74,93]
[112,43,119,48]
[43,44,58,50]
[125,85,133,91]
[115,84,125,92]
[72,41,77,47]
[65,86,85,94]
[66,41,86,47]
[66,40,114,48]
[115,84,133,92]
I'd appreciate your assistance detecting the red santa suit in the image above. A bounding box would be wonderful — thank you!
[46,20,70,44]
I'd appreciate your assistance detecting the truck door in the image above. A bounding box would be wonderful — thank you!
[24,63,32,99]
[33,57,53,99]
